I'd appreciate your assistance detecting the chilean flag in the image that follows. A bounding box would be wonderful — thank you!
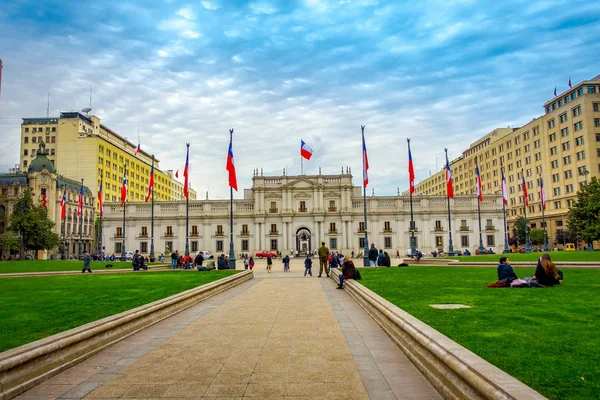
[42,188,47,209]
[60,188,67,219]
[501,170,509,205]
[183,145,189,198]
[77,184,83,216]
[135,143,141,155]
[445,150,453,198]
[175,169,179,178]
[408,141,415,194]
[145,163,154,202]
[120,171,128,207]
[540,178,546,210]
[362,128,369,188]
[522,174,529,206]
[475,165,483,202]
[98,181,103,217]
[300,140,313,160]
[226,130,238,191]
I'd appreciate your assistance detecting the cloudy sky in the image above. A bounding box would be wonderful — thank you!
[0,0,599,198]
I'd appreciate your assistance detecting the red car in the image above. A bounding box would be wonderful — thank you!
[255,251,277,259]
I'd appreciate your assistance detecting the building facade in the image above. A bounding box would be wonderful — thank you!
[0,143,95,259]
[19,112,196,208]
[411,75,600,245]
[101,172,505,258]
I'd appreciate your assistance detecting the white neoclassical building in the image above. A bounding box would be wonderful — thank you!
[101,172,507,258]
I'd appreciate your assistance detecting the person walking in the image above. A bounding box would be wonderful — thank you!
[304,254,313,277]
[283,254,290,272]
[318,241,329,277]
[82,250,92,273]
[368,243,378,267]
[244,257,249,270]
[249,256,255,270]
[170,250,178,269]
[266,254,273,273]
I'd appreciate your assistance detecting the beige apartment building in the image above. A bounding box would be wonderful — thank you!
[412,75,600,245]
[19,112,196,208]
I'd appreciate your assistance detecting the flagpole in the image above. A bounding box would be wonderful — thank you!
[501,163,510,254]
[62,186,67,260]
[475,159,485,254]
[229,129,236,269]
[150,155,155,260]
[408,139,416,256]
[97,177,103,255]
[444,149,454,254]
[185,143,190,257]
[121,165,127,262]
[79,179,83,259]
[301,156,304,175]
[541,175,548,251]
[522,169,531,253]
[362,126,369,267]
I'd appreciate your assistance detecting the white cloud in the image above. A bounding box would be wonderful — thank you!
[200,0,219,11]
[176,7,196,20]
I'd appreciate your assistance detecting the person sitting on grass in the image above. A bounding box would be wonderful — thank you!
[497,256,518,285]
[217,254,228,270]
[337,257,356,289]
[533,253,563,286]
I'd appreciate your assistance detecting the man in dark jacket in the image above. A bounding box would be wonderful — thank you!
[170,251,178,269]
[368,243,378,266]
[304,255,313,276]
[497,256,518,284]
[82,250,92,273]
[194,252,204,269]
[132,250,141,271]
[217,254,228,270]
[337,258,356,289]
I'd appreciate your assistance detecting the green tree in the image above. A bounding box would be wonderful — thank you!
[513,215,527,244]
[567,177,600,246]
[0,232,20,258]
[8,187,61,259]
[529,228,545,246]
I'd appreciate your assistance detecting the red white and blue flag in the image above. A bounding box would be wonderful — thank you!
[522,174,529,206]
[475,165,483,202]
[60,188,67,219]
[501,170,508,205]
[362,128,369,188]
[98,181,103,217]
[226,130,238,191]
[540,178,546,210]
[135,143,141,155]
[445,150,453,198]
[120,171,128,207]
[175,169,179,178]
[145,163,154,202]
[77,184,83,216]
[183,145,189,198]
[300,140,313,160]
[408,141,415,194]
[42,188,47,209]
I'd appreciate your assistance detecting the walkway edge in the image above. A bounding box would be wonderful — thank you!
[329,270,547,400]
[0,270,253,400]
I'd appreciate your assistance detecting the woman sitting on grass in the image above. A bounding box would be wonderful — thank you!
[533,253,563,286]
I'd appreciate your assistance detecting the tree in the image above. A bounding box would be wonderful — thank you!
[529,228,545,246]
[9,187,61,258]
[567,177,600,246]
[513,215,527,244]
[0,232,20,258]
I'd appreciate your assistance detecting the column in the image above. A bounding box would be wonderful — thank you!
[341,220,346,251]
[283,222,288,250]
[255,223,260,250]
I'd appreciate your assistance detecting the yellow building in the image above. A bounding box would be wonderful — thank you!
[20,112,196,207]
[412,75,600,245]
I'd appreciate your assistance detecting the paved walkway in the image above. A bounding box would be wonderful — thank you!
[16,261,441,399]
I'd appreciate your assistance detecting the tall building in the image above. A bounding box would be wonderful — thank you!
[19,112,196,207]
[412,75,600,245]
[101,172,505,257]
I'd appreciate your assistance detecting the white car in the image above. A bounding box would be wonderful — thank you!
[196,251,214,259]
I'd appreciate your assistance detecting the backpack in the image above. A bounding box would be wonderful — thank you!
[353,268,362,280]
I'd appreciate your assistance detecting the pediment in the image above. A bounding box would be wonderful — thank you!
[264,192,282,199]
[281,177,323,190]
[294,192,312,199]
[323,191,339,198]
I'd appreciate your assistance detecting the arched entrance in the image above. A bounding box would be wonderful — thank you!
[295,227,312,256]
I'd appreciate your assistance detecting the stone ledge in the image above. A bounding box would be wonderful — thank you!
[329,269,546,400]
[0,270,253,400]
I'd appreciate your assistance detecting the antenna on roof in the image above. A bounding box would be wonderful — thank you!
[46,93,50,118]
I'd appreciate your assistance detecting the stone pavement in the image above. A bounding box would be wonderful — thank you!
[15,260,441,399]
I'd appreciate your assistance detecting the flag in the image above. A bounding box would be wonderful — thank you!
[60,189,67,219]
[475,165,483,202]
[120,170,128,206]
[445,151,454,198]
[522,174,529,206]
[501,170,508,205]
[145,163,154,202]
[362,129,369,188]
[98,181,103,217]
[408,142,415,194]
[175,169,179,178]
[553,86,557,97]
[42,188,47,209]
[300,140,313,160]
[183,145,189,198]
[540,178,546,210]
[77,184,83,216]
[568,77,572,88]
[135,143,141,155]
[226,133,238,191]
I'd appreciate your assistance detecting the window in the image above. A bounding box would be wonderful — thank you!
[329,222,336,233]
[460,220,468,230]
[572,106,581,117]
[329,238,337,249]
[24,149,28,156]
[576,151,585,160]
[329,200,336,212]
[115,242,122,254]
[594,103,599,112]
[241,224,249,235]
[565,184,574,193]
[191,241,198,252]
[574,121,583,132]
[535,152,542,161]
[216,240,223,252]
[435,220,442,231]
[166,226,173,236]
[551,160,559,169]
[587,86,596,94]
[299,201,307,212]
[191,225,198,236]
[560,127,569,137]
[140,242,148,253]
[359,238,366,248]
[141,226,148,237]
[24,136,29,143]
[550,146,558,155]
[562,141,570,151]
[359,221,365,232]
[553,187,561,196]
[559,113,568,123]
[461,235,469,247]
[597,134,600,142]
[270,239,278,251]
[575,136,585,146]
[270,201,277,213]
[577,88,583,96]
[216,225,223,236]
[32,136,36,143]
[549,133,556,142]
[384,221,391,232]
[595,118,600,127]
[116,227,123,238]
[565,170,573,179]
[241,240,249,251]
[486,235,495,247]
[563,155,571,165]
[435,236,443,248]
[554,201,561,209]
[552,173,560,182]
[270,224,278,234]
[383,237,392,248]
[547,119,555,129]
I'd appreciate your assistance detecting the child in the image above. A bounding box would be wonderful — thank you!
[304,255,313,277]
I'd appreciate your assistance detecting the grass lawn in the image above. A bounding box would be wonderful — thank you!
[0,260,165,274]
[0,270,238,352]
[359,267,600,400]
[447,251,600,262]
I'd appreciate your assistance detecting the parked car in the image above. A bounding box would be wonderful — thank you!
[255,251,277,259]
[196,250,214,259]
[126,251,134,260]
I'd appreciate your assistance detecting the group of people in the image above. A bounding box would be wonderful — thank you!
[495,253,564,287]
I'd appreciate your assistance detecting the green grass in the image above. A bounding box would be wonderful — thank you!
[358,267,600,400]
[0,260,166,274]
[447,251,600,262]
[0,271,238,352]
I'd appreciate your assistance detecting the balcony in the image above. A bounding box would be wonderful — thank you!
[269,208,278,213]
[138,233,148,238]
[165,232,174,238]
[269,230,278,235]
[460,226,469,231]
[358,229,365,233]
[240,231,249,236]
[215,232,224,237]
[298,208,307,213]
[190,232,199,237]
[113,233,122,238]
[407,226,418,232]
[434,227,443,232]
[329,230,337,234]
[485,225,495,231]
[328,207,337,212]
[383,229,392,233]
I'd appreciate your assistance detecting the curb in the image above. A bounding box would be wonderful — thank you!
[0,270,253,400]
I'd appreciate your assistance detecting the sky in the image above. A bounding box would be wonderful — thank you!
[0,0,599,199]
